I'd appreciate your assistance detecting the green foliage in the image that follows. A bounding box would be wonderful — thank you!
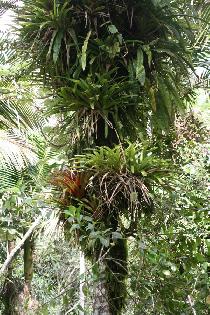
[64,204,128,315]
[0,34,46,187]
[47,72,139,140]
[123,111,210,314]
[192,0,210,89]
[73,143,172,191]
[64,204,111,250]
[126,213,209,314]
[1,0,207,314]
[32,239,81,314]
[125,193,209,314]
[78,143,169,172]
[17,0,207,135]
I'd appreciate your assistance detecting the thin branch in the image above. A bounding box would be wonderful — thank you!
[0,215,42,275]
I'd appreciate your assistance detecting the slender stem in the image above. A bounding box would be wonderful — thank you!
[0,215,42,275]
[79,250,85,315]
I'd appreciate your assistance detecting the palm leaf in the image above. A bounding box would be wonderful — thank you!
[0,0,17,17]
[0,130,37,170]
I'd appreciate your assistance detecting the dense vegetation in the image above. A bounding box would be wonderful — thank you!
[0,0,209,314]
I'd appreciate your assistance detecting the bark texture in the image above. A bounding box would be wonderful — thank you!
[23,235,34,293]
[92,239,128,315]
[0,216,42,275]
[93,262,111,315]
[1,240,19,315]
[79,251,85,315]
[16,235,38,314]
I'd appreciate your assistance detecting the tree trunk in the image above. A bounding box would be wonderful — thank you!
[0,215,42,276]
[79,250,85,315]
[93,261,111,315]
[1,240,18,315]
[16,235,38,314]
[23,235,34,295]
[93,239,128,315]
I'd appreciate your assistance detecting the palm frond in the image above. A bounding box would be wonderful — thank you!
[0,0,17,17]
[0,98,42,130]
[0,130,37,170]
[0,165,21,189]
[189,0,210,89]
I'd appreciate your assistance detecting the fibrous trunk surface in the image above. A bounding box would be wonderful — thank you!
[93,262,111,315]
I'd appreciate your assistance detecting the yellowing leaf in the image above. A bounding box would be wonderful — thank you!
[81,31,91,71]
[136,48,145,85]
[130,192,138,202]
[149,87,156,112]
[46,30,57,61]
[141,170,147,176]
[53,31,63,63]
[162,270,171,277]
[206,295,210,305]
[108,24,118,34]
